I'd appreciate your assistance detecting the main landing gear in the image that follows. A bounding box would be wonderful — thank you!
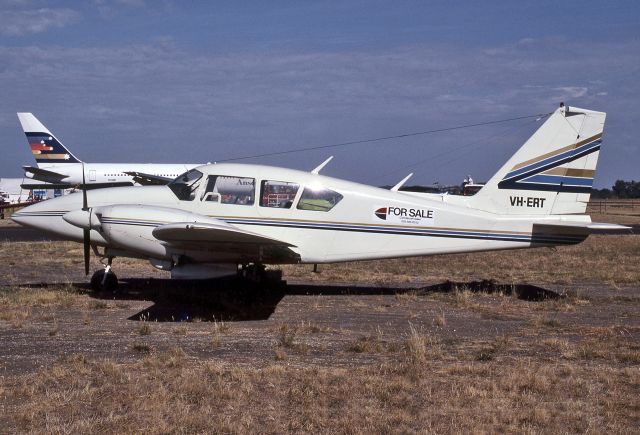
[238,263,283,284]
[90,257,119,292]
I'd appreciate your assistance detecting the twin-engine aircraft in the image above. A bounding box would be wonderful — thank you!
[18,113,200,189]
[12,104,628,291]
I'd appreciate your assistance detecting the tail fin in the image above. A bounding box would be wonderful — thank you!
[468,104,605,215]
[17,113,82,166]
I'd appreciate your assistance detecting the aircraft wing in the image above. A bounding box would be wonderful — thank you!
[124,171,172,186]
[22,165,69,182]
[21,181,134,190]
[21,182,74,190]
[152,221,300,263]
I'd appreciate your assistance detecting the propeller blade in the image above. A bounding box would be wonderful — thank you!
[81,163,88,211]
[83,228,90,276]
[81,162,90,275]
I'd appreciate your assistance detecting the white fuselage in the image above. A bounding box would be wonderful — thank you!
[13,163,589,267]
[29,163,200,185]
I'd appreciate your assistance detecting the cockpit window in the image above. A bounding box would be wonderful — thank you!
[296,186,343,212]
[260,180,299,208]
[200,175,255,205]
[168,169,203,201]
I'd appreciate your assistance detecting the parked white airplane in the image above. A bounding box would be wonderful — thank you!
[18,113,201,189]
[12,104,627,291]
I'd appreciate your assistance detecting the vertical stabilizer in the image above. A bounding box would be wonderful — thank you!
[468,104,605,215]
[17,113,82,166]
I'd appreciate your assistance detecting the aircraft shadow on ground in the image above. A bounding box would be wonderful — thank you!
[69,277,561,323]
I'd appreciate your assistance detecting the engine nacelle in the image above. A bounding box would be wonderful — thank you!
[94,204,222,260]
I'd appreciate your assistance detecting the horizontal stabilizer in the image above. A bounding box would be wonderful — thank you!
[123,171,172,186]
[23,165,68,182]
[533,221,632,235]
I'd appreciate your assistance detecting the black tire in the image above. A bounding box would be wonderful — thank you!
[90,269,119,293]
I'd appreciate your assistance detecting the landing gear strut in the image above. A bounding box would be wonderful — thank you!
[90,257,119,292]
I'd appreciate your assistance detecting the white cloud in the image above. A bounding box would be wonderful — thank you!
[0,38,637,186]
[0,7,80,36]
[553,86,589,99]
[93,0,146,18]
[116,0,145,6]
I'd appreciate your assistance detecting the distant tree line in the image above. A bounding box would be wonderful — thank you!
[591,180,640,199]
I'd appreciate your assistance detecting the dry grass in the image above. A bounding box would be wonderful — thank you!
[0,283,77,326]
[275,324,309,354]
[0,208,638,433]
[2,348,638,434]
[0,240,169,285]
[433,309,446,327]
[0,283,76,308]
[173,325,188,335]
[138,323,151,336]
[282,235,640,285]
[0,281,637,433]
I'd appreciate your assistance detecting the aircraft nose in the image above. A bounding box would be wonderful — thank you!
[10,210,28,226]
[11,201,61,229]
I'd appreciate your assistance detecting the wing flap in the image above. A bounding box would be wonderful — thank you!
[22,165,68,182]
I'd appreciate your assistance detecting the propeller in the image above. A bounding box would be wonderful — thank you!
[81,163,90,275]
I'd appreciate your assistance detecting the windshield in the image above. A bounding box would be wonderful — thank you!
[168,169,203,200]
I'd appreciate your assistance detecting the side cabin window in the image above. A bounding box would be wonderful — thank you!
[168,169,203,201]
[200,175,255,205]
[296,186,343,212]
[260,180,300,209]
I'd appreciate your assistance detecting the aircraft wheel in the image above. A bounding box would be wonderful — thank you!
[90,269,119,293]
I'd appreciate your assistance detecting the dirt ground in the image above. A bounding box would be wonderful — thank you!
[0,208,638,432]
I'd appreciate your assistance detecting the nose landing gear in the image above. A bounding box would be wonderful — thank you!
[90,257,119,292]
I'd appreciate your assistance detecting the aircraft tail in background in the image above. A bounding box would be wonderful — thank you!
[17,113,82,166]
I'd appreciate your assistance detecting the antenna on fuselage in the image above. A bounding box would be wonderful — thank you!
[391,173,413,191]
[311,156,334,174]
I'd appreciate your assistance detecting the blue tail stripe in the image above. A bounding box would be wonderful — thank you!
[504,139,601,180]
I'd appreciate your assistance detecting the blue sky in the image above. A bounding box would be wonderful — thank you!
[1,0,638,187]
